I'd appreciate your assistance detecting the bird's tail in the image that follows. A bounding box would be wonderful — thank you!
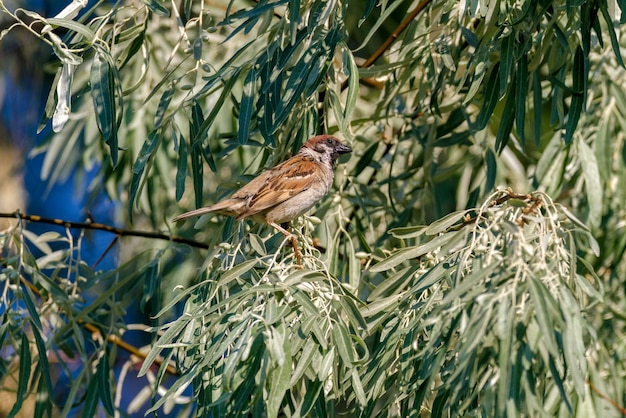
[172,206,217,222]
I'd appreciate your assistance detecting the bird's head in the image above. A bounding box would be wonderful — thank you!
[301,135,352,167]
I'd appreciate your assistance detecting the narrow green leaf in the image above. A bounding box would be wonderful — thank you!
[118,23,147,69]
[83,371,99,418]
[352,0,404,52]
[516,54,528,146]
[425,210,471,235]
[238,68,256,145]
[141,259,160,313]
[595,120,610,181]
[193,71,240,151]
[527,277,559,357]
[599,0,625,67]
[577,137,603,228]
[288,338,317,386]
[371,232,457,273]
[97,353,115,416]
[360,0,377,23]
[299,379,323,416]
[559,287,586,396]
[128,130,162,219]
[533,70,542,149]
[175,130,188,201]
[499,32,515,97]
[351,371,367,406]
[288,0,300,42]
[354,142,378,176]
[338,295,367,332]
[485,147,497,190]
[476,63,501,130]
[142,0,170,16]
[548,356,573,412]
[267,325,291,418]
[154,84,175,129]
[343,46,359,128]
[193,37,202,60]
[46,18,95,42]
[495,80,516,153]
[563,46,585,145]
[38,65,62,133]
[220,259,258,286]
[31,324,53,416]
[21,286,43,332]
[90,48,119,165]
[332,322,354,365]
[7,333,31,418]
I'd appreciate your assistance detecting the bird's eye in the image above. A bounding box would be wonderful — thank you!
[326,138,333,145]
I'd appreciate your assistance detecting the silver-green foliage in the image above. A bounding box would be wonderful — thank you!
[1,0,626,416]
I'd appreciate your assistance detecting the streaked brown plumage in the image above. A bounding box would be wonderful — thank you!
[173,135,352,240]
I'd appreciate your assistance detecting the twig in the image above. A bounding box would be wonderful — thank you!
[360,0,432,69]
[588,380,626,415]
[341,0,432,92]
[0,211,209,250]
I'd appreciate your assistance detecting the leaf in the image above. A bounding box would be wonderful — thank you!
[476,63,501,130]
[526,277,559,357]
[370,232,458,273]
[577,137,603,228]
[238,68,256,145]
[495,80,516,153]
[83,370,99,418]
[7,333,31,418]
[533,70,543,149]
[343,46,359,130]
[193,71,240,152]
[563,46,585,145]
[299,379,323,416]
[425,210,471,235]
[219,259,258,286]
[595,120,610,181]
[499,31,515,98]
[267,324,291,418]
[46,18,95,42]
[485,147,497,191]
[90,48,119,165]
[97,353,115,416]
[332,322,354,365]
[175,129,188,201]
[354,141,378,176]
[599,0,625,67]
[21,286,43,332]
[516,54,528,146]
[142,0,170,16]
[351,371,367,406]
[154,84,175,129]
[31,325,53,416]
[288,338,317,386]
[141,258,160,313]
[128,130,162,219]
[38,65,63,133]
[352,0,405,53]
[52,63,75,133]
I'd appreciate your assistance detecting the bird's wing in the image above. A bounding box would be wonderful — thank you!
[233,156,322,218]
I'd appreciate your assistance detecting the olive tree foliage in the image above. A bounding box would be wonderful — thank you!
[1,0,625,416]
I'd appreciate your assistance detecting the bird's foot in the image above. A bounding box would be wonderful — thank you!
[289,236,303,266]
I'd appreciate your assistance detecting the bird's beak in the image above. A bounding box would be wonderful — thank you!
[337,144,352,155]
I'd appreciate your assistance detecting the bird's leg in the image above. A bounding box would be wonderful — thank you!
[269,222,302,265]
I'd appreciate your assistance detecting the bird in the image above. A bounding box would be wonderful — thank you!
[173,135,352,261]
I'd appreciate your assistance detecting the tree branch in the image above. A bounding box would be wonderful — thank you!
[0,211,209,249]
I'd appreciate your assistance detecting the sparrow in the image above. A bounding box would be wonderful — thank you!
[173,135,352,259]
